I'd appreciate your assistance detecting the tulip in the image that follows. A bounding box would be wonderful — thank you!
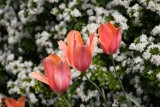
[58,30,97,72]
[29,54,71,94]
[98,22,121,55]
[5,96,25,107]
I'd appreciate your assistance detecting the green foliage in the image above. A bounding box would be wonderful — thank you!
[91,55,121,91]
[126,94,141,107]
[150,48,159,55]
[1,0,160,106]
[0,0,5,6]
[142,67,160,96]
[96,0,110,7]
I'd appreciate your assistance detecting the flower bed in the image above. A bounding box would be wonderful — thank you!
[0,0,160,106]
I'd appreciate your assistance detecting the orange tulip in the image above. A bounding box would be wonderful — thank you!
[58,30,97,72]
[29,54,71,94]
[5,96,25,107]
[98,22,122,55]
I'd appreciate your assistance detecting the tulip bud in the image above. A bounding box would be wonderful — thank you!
[98,22,121,55]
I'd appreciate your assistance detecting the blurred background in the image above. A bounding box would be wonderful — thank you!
[0,0,160,106]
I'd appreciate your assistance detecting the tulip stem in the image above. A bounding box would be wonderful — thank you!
[83,73,110,107]
[61,94,71,107]
[110,56,130,107]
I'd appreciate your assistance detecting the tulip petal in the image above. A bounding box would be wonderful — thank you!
[53,61,71,93]
[44,54,61,86]
[67,32,77,68]
[86,32,97,55]
[73,46,92,72]
[99,22,117,41]
[6,98,18,107]
[110,27,121,54]
[116,27,122,47]
[47,54,61,64]
[18,96,25,107]
[98,36,111,55]
[99,39,111,55]
[86,32,93,46]
[29,72,49,85]
[58,40,68,58]
[98,23,112,49]
[67,30,84,47]
[106,22,116,36]
[43,57,59,93]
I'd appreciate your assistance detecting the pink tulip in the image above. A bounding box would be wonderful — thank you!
[29,54,71,94]
[58,30,97,72]
[5,96,25,107]
[98,22,122,55]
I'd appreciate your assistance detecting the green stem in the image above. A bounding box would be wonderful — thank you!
[61,94,71,107]
[83,73,110,107]
[110,56,130,107]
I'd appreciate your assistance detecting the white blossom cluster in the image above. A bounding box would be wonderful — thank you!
[35,31,54,53]
[114,32,159,105]
[151,24,160,36]
[129,34,149,53]
[127,34,160,70]
[139,0,160,14]
[0,0,160,106]
[112,11,128,31]
[76,83,101,106]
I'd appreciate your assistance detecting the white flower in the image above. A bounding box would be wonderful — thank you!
[129,43,147,52]
[148,1,158,11]
[109,66,114,71]
[33,0,44,5]
[140,34,148,43]
[112,100,119,107]
[6,54,14,61]
[136,87,143,95]
[71,9,82,17]
[94,7,105,15]
[28,93,38,103]
[68,1,76,8]
[151,24,160,36]
[129,34,149,52]
[71,69,81,79]
[134,56,144,64]
[143,51,151,60]
[86,23,99,33]
[112,11,128,30]
[87,9,93,16]
[107,0,130,9]
[148,70,153,75]
[35,31,54,53]
[0,9,3,14]
[80,104,85,107]
[127,4,141,18]
[51,8,58,15]
[150,55,160,66]
[134,76,140,84]
[47,0,59,3]
[59,3,66,9]
[157,73,160,81]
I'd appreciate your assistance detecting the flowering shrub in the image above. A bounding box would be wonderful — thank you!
[0,0,160,107]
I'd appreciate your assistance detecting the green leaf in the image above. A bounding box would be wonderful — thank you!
[28,102,34,107]
[125,93,140,107]
[101,88,106,98]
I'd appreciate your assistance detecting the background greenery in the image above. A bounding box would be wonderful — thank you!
[0,0,160,106]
